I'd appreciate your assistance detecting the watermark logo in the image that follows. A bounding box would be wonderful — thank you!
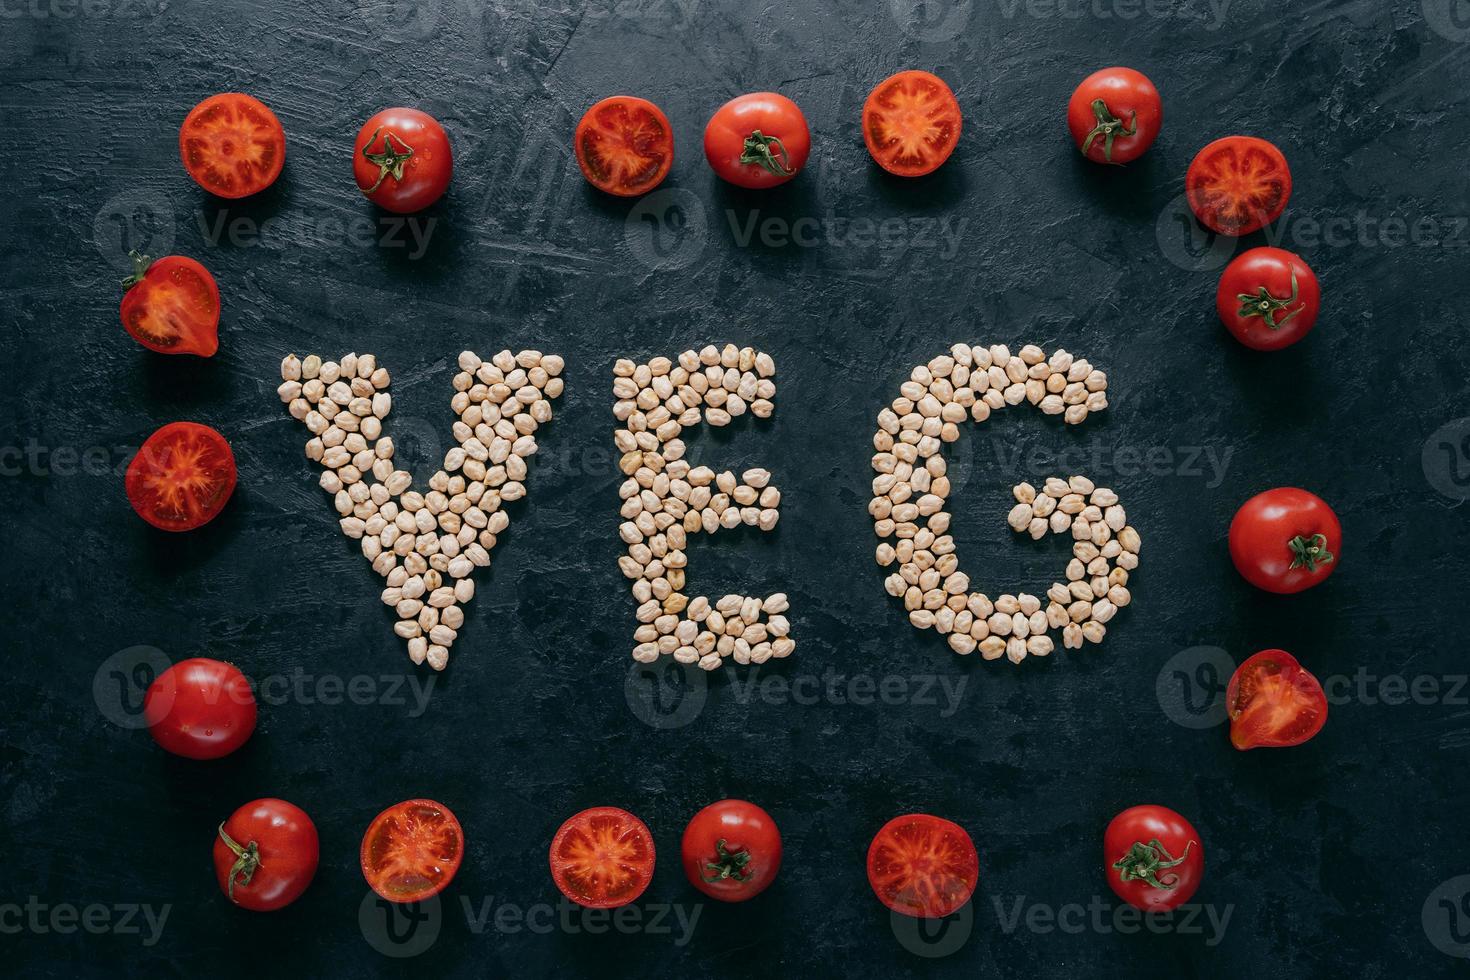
[887,0,973,40]
[890,903,973,957]
[1155,192,1235,272]
[1423,418,1470,501]
[0,0,169,20]
[94,188,174,271]
[1423,0,1470,42]
[1157,646,1470,728]
[1155,646,1233,729]
[359,891,442,958]
[625,188,707,271]
[625,658,708,730]
[993,894,1232,946]
[92,645,172,729]
[1424,875,1470,958]
[0,898,171,945]
[195,210,438,260]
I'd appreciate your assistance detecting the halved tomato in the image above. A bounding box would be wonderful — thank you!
[119,253,220,356]
[125,422,237,532]
[574,96,673,196]
[1226,649,1327,750]
[1185,136,1292,236]
[360,799,464,903]
[179,93,286,199]
[550,806,655,909]
[862,70,962,177]
[866,813,978,918]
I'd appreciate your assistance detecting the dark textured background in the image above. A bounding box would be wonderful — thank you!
[5,0,1470,975]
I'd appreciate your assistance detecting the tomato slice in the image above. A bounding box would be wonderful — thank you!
[1226,649,1327,750]
[125,422,237,532]
[550,806,655,908]
[119,254,220,356]
[179,93,286,199]
[574,96,673,196]
[1185,136,1291,236]
[866,814,978,918]
[862,71,962,177]
[360,799,464,903]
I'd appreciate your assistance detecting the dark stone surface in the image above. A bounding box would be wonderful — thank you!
[4,0,1470,975]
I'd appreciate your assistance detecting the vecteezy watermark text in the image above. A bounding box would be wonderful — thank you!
[0,898,170,946]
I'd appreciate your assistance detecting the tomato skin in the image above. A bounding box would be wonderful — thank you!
[550,807,656,909]
[574,96,673,197]
[681,800,781,902]
[1227,649,1328,750]
[862,70,962,177]
[360,799,464,904]
[1229,487,1340,594]
[119,254,220,356]
[1186,135,1292,236]
[703,93,811,189]
[179,93,286,199]
[1104,805,1203,912]
[1217,247,1320,351]
[1067,67,1161,165]
[144,657,256,760]
[866,814,978,919]
[125,421,237,531]
[214,799,319,911]
[353,108,453,214]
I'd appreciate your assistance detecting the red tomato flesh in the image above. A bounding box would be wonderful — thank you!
[550,806,655,909]
[862,70,962,177]
[125,422,236,531]
[179,93,285,199]
[866,814,978,918]
[1227,649,1328,750]
[1186,135,1292,236]
[360,799,464,903]
[119,253,220,356]
[575,96,673,196]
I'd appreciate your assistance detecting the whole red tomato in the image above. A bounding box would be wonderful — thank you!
[1217,247,1320,350]
[703,92,811,189]
[1186,135,1291,236]
[681,800,782,902]
[353,108,452,213]
[119,253,219,356]
[1104,805,1203,912]
[1067,67,1162,165]
[1227,649,1328,750]
[1229,487,1340,594]
[215,798,319,911]
[144,657,256,759]
[867,814,978,918]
